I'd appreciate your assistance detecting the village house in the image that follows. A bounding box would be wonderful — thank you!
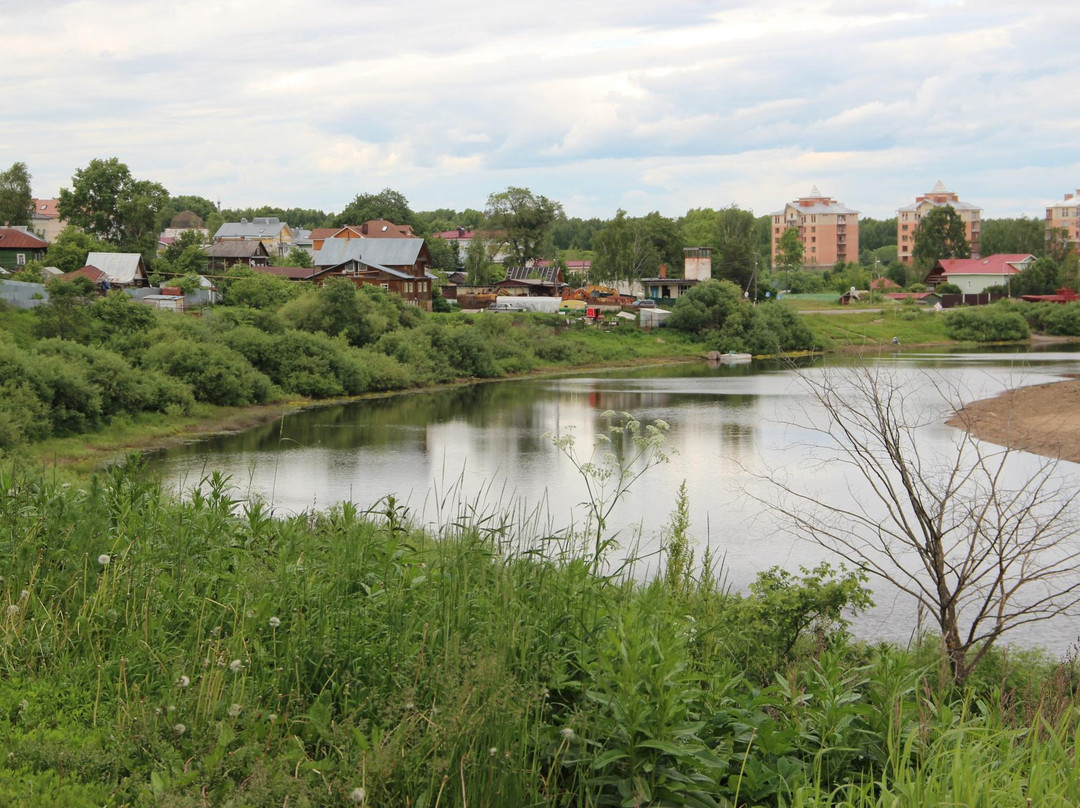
[30,198,65,243]
[641,248,713,304]
[308,221,418,252]
[898,182,982,264]
[204,240,271,271]
[0,226,49,270]
[255,236,435,310]
[63,252,149,289]
[494,264,564,297]
[924,254,1034,295]
[213,217,294,258]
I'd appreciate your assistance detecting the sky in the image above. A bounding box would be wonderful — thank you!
[5,0,1079,222]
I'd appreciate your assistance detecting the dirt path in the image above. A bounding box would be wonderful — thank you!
[947,377,1080,464]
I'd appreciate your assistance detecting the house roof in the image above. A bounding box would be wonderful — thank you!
[0,227,49,249]
[358,220,415,238]
[64,266,108,283]
[934,254,1034,276]
[84,252,146,284]
[169,210,205,229]
[309,228,340,241]
[315,237,424,268]
[899,198,981,213]
[31,198,60,219]
[214,217,291,240]
[205,240,270,258]
[870,276,901,289]
[506,265,561,284]
[432,228,476,240]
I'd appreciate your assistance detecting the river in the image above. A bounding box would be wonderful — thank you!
[153,347,1080,653]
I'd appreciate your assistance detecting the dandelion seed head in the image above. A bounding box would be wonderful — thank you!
[229,659,242,672]
[167,705,176,713]
[350,786,366,804]
[19,590,28,602]
[18,700,28,712]
[7,605,18,617]
[97,554,111,566]
[404,701,415,711]
[173,723,186,735]
[228,703,242,718]
[489,747,497,757]
[560,727,574,739]
[177,675,190,688]
[269,616,280,628]
[268,713,278,722]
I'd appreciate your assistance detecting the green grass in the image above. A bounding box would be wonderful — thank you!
[1,462,1077,806]
[801,307,953,348]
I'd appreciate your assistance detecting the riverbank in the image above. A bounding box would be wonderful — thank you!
[948,375,1080,464]
[28,352,705,476]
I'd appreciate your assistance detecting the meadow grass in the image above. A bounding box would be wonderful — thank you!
[800,307,952,349]
[1,460,1078,806]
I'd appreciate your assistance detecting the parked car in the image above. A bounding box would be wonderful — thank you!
[632,298,656,308]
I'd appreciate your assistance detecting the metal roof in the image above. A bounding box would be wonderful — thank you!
[315,237,423,268]
[85,252,145,284]
[214,218,290,239]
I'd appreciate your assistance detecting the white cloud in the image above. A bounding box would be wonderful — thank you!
[3,0,1079,220]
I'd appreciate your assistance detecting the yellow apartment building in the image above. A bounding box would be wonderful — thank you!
[897,181,981,264]
[771,187,859,268]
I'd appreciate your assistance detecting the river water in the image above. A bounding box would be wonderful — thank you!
[153,347,1080,653]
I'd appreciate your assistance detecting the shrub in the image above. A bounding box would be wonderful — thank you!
[944,304,1030,342]
[143,339,273,405]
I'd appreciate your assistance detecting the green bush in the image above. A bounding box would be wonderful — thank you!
[142,339,273,406]
[943,304,1030,342]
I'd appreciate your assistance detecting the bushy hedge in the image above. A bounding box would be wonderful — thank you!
[943,304,1030,342]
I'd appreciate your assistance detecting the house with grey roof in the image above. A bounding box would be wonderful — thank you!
[309,237,435,310]
[213,217,294,258]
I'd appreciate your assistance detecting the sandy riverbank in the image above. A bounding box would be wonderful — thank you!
[947,376,1080,464]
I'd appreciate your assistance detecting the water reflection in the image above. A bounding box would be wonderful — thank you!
[153,347,1080,651]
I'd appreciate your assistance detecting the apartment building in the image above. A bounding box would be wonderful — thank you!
[1045,189,1080,250]
[771,187,859,267]
[897,181,981,264]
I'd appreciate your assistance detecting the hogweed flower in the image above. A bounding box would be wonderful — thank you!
[98,554,111,566]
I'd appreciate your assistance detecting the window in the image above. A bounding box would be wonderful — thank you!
[380,283,389,291]
[16,253,25,265]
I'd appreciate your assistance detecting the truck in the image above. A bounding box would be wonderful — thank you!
[487,296,561,314]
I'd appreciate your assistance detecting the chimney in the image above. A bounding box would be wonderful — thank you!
[659,264,667,279]
[361,223,368,234]
[458,227,466,237]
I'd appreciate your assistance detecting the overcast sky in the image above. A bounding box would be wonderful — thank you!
[5,0,1078,221]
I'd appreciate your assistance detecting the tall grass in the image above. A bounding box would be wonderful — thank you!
[1,460,1077,806]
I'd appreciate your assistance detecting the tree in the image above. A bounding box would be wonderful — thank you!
[0,162,32,227]
[35,277,98,341]
[592,210,680,282]
[483,186,564,268]
[760,364,1080,683]
[979,217,1045,258]
[857,217,897,252]
[1009,256,1060,297]
[911,205,970,272]
[333,188,417,230]
[426,236,455,273]
[464,234,504,285]
[43,226,115,273]
[775,226,804,283]
[57,158,169,258]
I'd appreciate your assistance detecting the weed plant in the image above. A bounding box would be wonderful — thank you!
[1,458,1078,806]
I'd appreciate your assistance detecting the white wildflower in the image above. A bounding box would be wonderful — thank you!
[229,659,242,672]
[97,554,111,566]
[228,703,242,718]
[350,786,366,804]
[269,616,281,628]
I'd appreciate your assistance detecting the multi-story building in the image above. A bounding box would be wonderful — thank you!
[770,187,859,267]
[1045,189,1080,251]
[897,181,981,264]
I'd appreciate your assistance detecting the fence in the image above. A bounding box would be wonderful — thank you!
[1,282,217,311]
